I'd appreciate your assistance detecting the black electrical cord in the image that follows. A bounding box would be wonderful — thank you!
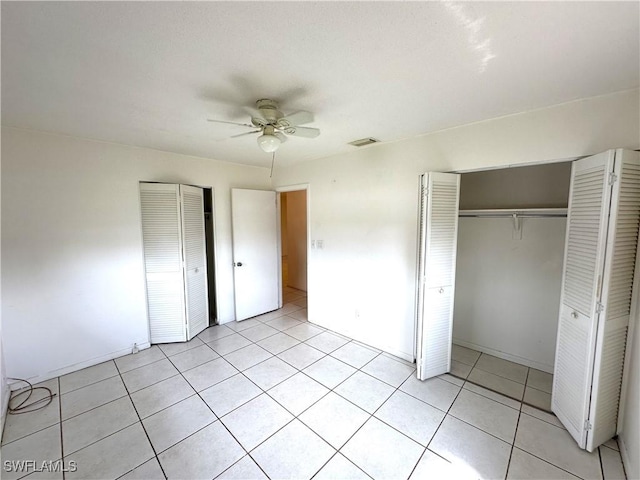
[7,378,57,414]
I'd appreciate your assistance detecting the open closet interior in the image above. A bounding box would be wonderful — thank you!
[452,162,572,375]
[436,149,640,452]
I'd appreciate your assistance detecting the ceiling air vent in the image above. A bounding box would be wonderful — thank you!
[348,137,380,147]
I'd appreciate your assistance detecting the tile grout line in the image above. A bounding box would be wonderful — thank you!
[453,362,554,415]
[58,376,66,480]
[460,357,595,479]
[512,445,596,479]
[353,352,435,478]
[309,451,374,480]
[58,366,166,478]
[211,327,388,478]
[611,440,628,479]
[303,348,429,476]
[58,368,120,396]
[160,350,273,480]
[225,299,310,479]
[114,353,168,480]
[493,371,599,480]
[503,367,529,479]
[598,446,605,480]
[412,376,469,479]
[18,311,602,480]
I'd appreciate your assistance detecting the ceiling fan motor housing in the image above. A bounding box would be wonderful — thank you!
[256,99,282,123]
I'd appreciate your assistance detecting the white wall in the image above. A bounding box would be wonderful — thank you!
[0,156,7,434]
[272,89,640,360]
[453,217,566,372]
[1,127,271,383]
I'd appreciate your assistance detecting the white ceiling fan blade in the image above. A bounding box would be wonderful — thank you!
[274,132,288,143]
[286,126,320,138]
[230,129,261,138]
[278,110,314,127]
[207,119,255,128]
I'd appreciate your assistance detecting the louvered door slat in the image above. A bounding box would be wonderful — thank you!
[140,183,186,344]
[561,163,608,316]
[587,150,640,450]
[140,190,182,273]
[552,151,614,449]
[416,172,460,380]
[553,149,640,452]
[554,306,590,433]
[180,185,209,340]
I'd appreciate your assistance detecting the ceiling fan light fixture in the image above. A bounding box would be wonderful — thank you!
[257,133,281,153]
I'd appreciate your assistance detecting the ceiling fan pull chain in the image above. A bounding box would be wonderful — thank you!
[270,152,276,178]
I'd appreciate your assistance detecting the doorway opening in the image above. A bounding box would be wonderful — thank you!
[454,162,571,410]
[278,187,309,308]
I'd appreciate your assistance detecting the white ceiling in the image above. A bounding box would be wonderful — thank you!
[2,2,638,168]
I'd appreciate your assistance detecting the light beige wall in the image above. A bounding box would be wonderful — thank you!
[285,190,307,291]
[280,193,289,256]
[459,162,572,210]
[272,89,640,359]
[1,127,271,383]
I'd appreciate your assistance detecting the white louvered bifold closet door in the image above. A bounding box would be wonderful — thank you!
[586,150,640,451]
[180,185,209,340]
[140,183,187,344]
[551,149,640,450]
[416,172,460,380]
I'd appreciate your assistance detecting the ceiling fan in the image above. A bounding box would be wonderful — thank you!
[208,99,320,153]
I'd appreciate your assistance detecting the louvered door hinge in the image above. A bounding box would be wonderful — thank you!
[608,173,617,185]
[596,302,605,314]
[584,420,592,431]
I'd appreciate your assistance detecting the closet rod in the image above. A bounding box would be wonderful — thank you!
[459,208,567,218]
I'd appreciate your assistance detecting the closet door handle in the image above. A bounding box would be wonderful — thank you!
[570,311,578,319]
[439,288,444,294]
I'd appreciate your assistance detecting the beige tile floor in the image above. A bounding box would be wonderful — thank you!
[1,288,626,479]
[450,345,554,412]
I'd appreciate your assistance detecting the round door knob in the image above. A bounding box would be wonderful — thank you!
[439,288,444,294]
[571,311,578,319]
[195,268,199,273]
[236,262,243,267]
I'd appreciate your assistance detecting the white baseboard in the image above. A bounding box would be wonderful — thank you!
[453,338,554,374]
[7,342,151,390]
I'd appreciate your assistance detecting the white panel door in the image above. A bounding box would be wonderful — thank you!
[231,189,279,321]
[180,185,209,340]
[416,172,460,380]
[140,183,186,343]
[552,151,615,449]
[586,150,640,450]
